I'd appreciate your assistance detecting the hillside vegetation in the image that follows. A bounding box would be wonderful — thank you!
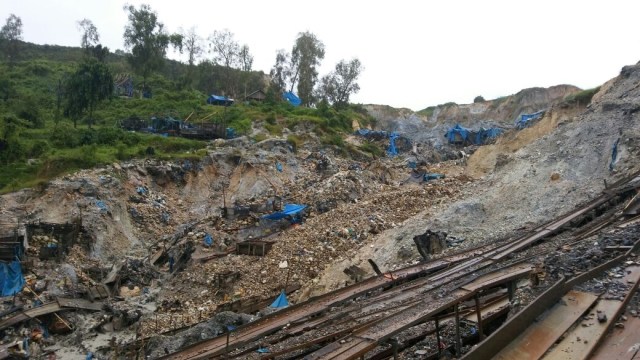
[0,41,372,193]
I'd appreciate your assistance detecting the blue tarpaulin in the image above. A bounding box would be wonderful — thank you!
[474,128,503,145]
[610,138,620,171]
[446,124,471,144]
[423,173,446,181]
[516,111,544,129]
[0,261,25,296]
[276,162,283,172]
[262,204,307,221]
[204,233,213,247]
[282,92,301,107]
[226,127,236,139]
[270,290,289,308]
[257,348,270,353]
[96,200,108,213]
[387,132,399,156]
[207,94,234,106]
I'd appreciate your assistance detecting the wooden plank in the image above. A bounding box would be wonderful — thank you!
[0,302,60,330]
[493,290,598,360]
[58,297,104,311]
[543,265,640,360]
[591,315,640,360]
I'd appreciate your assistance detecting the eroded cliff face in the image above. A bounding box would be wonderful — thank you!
[363,85,581,145]
[429,84,581,127]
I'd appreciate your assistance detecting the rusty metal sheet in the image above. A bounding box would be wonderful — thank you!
[493,290,598,360]
[462,264,532,292]
[591,315,640,360]
[543,265,640,360]
[464,297,510,323]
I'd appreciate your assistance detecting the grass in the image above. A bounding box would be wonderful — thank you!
[0,42,376,193]
[562,87,600,106]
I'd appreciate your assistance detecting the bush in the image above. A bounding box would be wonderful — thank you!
[321,134,344,147]
[474,95,485,103]
[29,140,50,157]
[563,87,600,106]
[360,142,383,157]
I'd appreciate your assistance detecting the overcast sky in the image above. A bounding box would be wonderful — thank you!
[2,0,639,110]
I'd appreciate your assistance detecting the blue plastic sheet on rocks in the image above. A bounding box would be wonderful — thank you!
[0,261,25,296]
[270,290,289,308]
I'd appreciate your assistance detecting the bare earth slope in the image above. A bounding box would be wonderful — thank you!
[314,63,640,293]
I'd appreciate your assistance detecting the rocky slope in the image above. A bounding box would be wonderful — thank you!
[364,85,581,146]
[313,63,640,294]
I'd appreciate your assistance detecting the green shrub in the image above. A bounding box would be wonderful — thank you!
[321,134,345,147]
[29,140,50,157]
[360,142,383,157]
[563,87,600,106]
[253,133,267,142]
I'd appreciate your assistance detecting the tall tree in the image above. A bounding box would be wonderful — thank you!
[77,19,99,51]
[208,29,239,68]
[318,58,362,107]
[238,45,253,72]
[269,49,290,94]
[122,4,182,93]
[77,19,109,61]
[181,26,202,67]
[0,14,23,66]
[64,58,113,128]
[290,32,325,106]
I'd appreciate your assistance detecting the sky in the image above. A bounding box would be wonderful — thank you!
[2,0,640,111]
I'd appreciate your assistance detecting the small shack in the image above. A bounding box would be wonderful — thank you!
[245,90,266,102]
[207,94,234,106]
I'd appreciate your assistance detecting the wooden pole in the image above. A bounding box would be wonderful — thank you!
[24,286,72,331]
[455,303,462,356]
[436,317,441,356]
[475,293,484,341]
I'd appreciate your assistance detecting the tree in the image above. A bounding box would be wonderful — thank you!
[290,32,325,106]
[269,49,290,94]
[318,58,363,108]
[474,95,485,103]
[77,19,109,61]
[207,30,254,97]
[77,19,99,51]
[64,58,113,128]
[238,45,253,72]
[0,14,23,66]
[181,26,202,66]
[208,29,239,68]
[122,4,181,93]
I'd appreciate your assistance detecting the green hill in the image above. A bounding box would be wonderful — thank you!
[0,41,373,193]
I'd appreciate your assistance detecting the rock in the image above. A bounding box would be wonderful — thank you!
[597,313,608,323]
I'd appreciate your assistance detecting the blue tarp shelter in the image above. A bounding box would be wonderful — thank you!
[270,290,289,308]
[446,124,472,144]
[207,95,234,106]
[0,261,25,296]
[516,111,544,129]
[262,204,307,221]
[283,92,301,107]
